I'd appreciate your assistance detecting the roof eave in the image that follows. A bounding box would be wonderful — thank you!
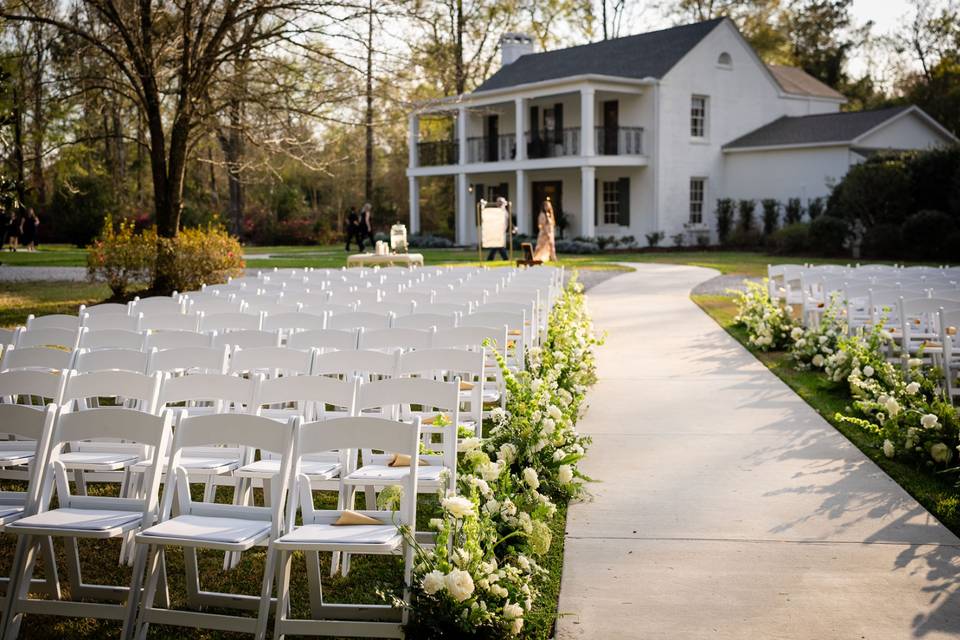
[723,141,853,153]
[851,105,959,145]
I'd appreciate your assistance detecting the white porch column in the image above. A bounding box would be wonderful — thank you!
[515,169,527,236]
[456,172,470,245]
[514,97,526,161]
[408,114,418,168]
[581,166,596,238]
[457,106,468,166]
[408,176,420,234]
[580,88,595,157]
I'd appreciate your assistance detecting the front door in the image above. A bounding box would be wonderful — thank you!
[486,115,499,161]
[603,100,618,154]
[531,181,562,236]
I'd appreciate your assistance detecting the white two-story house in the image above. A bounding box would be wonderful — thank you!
[406,17,956,245]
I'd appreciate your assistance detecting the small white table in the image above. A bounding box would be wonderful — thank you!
[346,252,424,268]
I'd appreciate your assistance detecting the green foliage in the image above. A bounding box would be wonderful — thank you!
[87,217,244,297]
[761,198,779,235]
[807,215,848,257]
[784,198,803,225]
[860,223,902,259]
[715,198,735,243]
[730,279,795,350]
[900,210,958,261]
[737,199,756,233]
[51,173,116,247]
[645,231,664,248]
[765,222,809,255]
[827,154,914,228]
[806,196,825,220]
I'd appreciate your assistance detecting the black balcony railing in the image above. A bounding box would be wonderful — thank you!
[416,140,459,167]
[595,126,644,155]
[467,134,517,163]
[526,127,580,159]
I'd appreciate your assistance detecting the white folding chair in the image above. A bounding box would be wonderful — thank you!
[213,329,281,350]
[0,369,68,408]
[287,328,359,353]
[229,346,314,377]
[940,308,960,405]
[0,407,173,640]
[327,311,393,331]
[25,314,80,331]
[262,312,327,336]
[267,416,420,639]
[79,328,146,351]
[312,349,399,382]
[147,345,230,375]
[144,330,214,351]
[187,297,245,316]
[201,312,263,334]
[14,327,81,351]
[130,296,185,316]
[130,412,296,639]
[0,345,74,373]
[358,327,434,352]
[78,302,129,317]
[73,348,149,374]
[398,347,487,431]
[394,312,459,330]
[82,312,143,332]
[140,312,202,333]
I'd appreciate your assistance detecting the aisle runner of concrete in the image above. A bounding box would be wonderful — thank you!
[556,264,960,640]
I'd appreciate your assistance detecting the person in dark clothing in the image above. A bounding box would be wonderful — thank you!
[22,209,38,251]
[5,211,21,251]
[345,206,364,252]
[361,202,376,247]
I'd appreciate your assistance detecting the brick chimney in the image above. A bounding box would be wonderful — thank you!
[500,33,534,67]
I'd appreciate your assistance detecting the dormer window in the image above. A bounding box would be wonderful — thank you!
[717,52,732,68]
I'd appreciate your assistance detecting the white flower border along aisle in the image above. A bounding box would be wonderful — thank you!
[731,279,960,474]
[401,275,602,639]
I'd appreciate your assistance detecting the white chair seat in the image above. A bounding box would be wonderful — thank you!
[236,459,339,479]
[131,455,239,475]
[59,451,141,471]
[138,514,270,550]
[344,464,444,485]
[9,507,140,537]
[0,450,35,466]
[273,523,401,551]
[0,504,25,526]
[461,389,500,403]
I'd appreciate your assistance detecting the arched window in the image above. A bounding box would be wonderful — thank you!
[717,52,732,68]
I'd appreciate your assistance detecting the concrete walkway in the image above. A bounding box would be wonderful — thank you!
[556,264,960,640]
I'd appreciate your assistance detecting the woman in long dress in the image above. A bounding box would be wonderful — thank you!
[533,198,557,262]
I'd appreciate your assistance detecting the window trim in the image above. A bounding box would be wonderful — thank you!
[690,95,708,139]
[689,177,707,225]
[717,52,733,69]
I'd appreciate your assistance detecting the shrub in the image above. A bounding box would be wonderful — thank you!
[808,215,848,257]
[726,228,763,249]
[827,154,913,227]
[595,235,617,250]
[766,223,809,255]
[408,234,454,248]
[87,217,156,298]
[784,198,803,224]
[907,146,960,216]
[806,197,825,221]
[555,239,599,254]
[671,233,685,247]
[860,223,902,259]
[271,217,318,245]
[645,231,665,247]
[761,199,780,235]
[900,210,958,261]
[730,279,795,350]
[156,222,245,292]
[88,217,244,296]
[715,198,734,243]
[52,174,116,247]
[737,199,756,233]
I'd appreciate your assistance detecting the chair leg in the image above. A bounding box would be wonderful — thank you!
[1,535,40,640]
[183,546,202,608]
[133,544,163,640]
[273,550,293,640]
[305,551,324,618]
[254,547,277,640]
[120,540,151,640]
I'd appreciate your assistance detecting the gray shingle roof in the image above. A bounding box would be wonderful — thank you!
[723,106,913,149]
[473,18,725,93]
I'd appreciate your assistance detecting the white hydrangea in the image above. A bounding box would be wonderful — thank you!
[905,381,920,395]
[441,495,475,519]
[444,569,475,602]
[422,570,445,595]
[921,413,940,429]
[522,467,540,490]
[882,439,895,459]
[558,464,574,484]
[459,437,482,453]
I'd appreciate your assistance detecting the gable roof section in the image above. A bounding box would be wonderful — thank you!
[723,106,915,150]
[767,65,845,100]
[473,18,725,93]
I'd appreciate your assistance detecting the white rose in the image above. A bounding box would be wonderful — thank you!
[511,618,524,635]
[863,365,875,378]
[931,442,953,464]
[884,397,900,418]
[905,382,920,395]
[479,461,502,481]
[503,602,524,620]
[460,437,482,453]
[791,327,804,340]
[795,338,806,348]
[882,439,895,459]
[444,569,475,602]
[441,495,475,519]
[908,358,923,369]
[811,354,825,368]
[522,467,540,490]
[921,414,939,429]
[558,464,574,484]
[498,443,517,464]
[422,570,445,595]
[547,405,562,421]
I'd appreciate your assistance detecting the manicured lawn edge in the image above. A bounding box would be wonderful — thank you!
[692,293,960,536]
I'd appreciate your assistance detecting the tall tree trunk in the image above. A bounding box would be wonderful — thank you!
[602,0,608,40]
[455,0,465,95]
[30,25,45,211]
[11,85,27,213]
[219,97,245,237]
[136,112,144,208]
[364,0,374,203]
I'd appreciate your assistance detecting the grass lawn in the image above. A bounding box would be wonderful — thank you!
[0,281,117,328]
[0,243,893,277]
[693,294,960,537]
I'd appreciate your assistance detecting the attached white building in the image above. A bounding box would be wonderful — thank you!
[406,18,957,244]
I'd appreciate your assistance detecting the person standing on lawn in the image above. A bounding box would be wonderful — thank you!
[22,208,39,252]
[486,197,511,261]
[361,202,376,248]
[345,206,364,252]
[5,210,21,251]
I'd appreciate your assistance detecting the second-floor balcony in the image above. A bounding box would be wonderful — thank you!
[596,126,644,155]
[417,139,459,167]
[467,134,517,163]
[527,128,581,159]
